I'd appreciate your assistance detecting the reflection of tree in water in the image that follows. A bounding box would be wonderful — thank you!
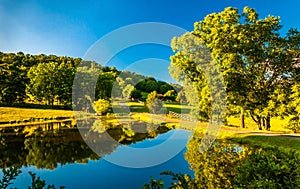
[78,117,173,158]
[24,135,98,170]
[183,132,300,188]
[0,127,98,170]
[0,128,28,169]
[185,134,249,188]
[0,118,173,170]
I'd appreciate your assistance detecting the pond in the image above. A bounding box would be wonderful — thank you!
[0,118,194,189]
[2,117,299,188]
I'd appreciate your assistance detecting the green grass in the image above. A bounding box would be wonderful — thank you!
[163,102,191,114]
[0,107,75,122]
[224,132,300,154]
[127,101,192,114]
[227,116,290,132]
[127,101,148,112]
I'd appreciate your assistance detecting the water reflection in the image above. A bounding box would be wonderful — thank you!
[181,132,300,189]
[0,117,173,170]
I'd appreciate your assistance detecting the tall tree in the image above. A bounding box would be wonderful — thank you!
[170,7,300,130]
[27,62,60,107]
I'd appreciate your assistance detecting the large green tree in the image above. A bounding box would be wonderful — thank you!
[27,62,75,107]
[170,7,300,130]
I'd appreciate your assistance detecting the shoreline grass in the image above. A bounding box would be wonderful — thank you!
[0,107,75,122]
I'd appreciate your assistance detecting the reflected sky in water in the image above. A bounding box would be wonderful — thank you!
[7,129,193,189]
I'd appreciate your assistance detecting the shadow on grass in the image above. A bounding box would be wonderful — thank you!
[230,134,300,153]
[129,105,148,113]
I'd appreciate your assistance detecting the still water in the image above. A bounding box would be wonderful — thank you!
[0,120,193,189]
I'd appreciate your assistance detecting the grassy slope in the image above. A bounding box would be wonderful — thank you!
[0,107,75,122]
[128,102,300,153]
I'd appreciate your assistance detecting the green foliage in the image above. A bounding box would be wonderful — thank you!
[93,99,110,115]
[0,166,21,189]
[163,90,176,101]
[0,168,65,189]
[234,147,300,188]
[122,84,134,99]
[185,137,247,188]
[96,71,118,100]
[141,177,164,189]
[285,83,300,133]
[27,62,76,108]
[141,171,195,189]
[286,116,300,133]
[130,89,142,100]
[146,91,163,113]
[175,91,187,104]
[170,6,300,129]
[143,136,300,189]
[141,92,149,101]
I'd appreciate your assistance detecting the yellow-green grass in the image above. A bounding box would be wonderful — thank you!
[127,101,192,114]
[217,130,300,154]
[133,112,300,153]
[227,116,290,133]
[0,107,75,122]
[127,101,148,112]
[163,102,191,114]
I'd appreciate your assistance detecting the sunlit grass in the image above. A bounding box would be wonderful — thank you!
[223,132,300,154]
[163,102,191,114]
[227,116,290,132]
[127,101,192,114]
[0,107,75,122]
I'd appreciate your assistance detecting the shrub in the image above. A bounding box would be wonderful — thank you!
[285,116,300,133]
[146,91,163,113]
[234,147,300,188]
[93,99,110,115]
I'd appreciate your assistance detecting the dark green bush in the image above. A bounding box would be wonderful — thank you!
[234,147,300,188]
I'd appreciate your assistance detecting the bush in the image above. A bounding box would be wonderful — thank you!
[285,116,300,133]
[146,91,163,113]
[93,99,110,115]
[234,147,300,188]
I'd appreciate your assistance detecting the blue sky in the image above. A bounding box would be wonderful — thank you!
[1,0,300,82]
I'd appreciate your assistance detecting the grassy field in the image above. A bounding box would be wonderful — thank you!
[126,101,192,114]
[215,130,300,154]
[0,107,75,122]
[227,116,290,132]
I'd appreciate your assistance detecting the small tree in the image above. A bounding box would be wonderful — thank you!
[164,90,176,101]
[284,83,300,133]
[146,91,163,113]
[122,84,134,99]
[93,99,110,115]
[131,89,142,100]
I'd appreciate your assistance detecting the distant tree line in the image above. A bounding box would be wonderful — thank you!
[0,52,179,109]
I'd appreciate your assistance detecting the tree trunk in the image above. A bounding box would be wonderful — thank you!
[51,99,54,109]
[257,116,262,130]
[240,112,245,128]
[266,116,271,131]
[250,114,262,130]
[262,117,266,129]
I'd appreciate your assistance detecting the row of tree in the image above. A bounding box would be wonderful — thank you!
[170,6,300,130]
[0,52,178,109]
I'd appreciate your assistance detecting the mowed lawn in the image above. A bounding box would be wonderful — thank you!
[0,107,75,122]
[127,101,192,114]
[227,116,290,132]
